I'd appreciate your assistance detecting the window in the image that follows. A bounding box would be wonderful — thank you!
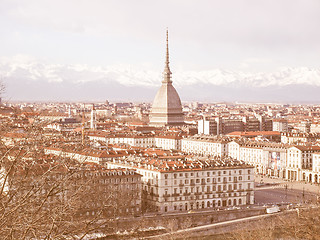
[165,174,168,179]
[174,174,177,179]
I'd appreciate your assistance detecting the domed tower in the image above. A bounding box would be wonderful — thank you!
[149,30,184,127]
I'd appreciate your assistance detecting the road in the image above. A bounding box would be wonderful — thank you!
[254,175,320,205]
[255,185,317,205]
[145,211,286,239]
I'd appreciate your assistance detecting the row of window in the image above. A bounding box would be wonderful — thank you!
[168,176,248,186]
[166,183,251,195]
[167,198,244,212]
[167,169,249,179]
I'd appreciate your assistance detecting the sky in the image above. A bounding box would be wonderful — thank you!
[1,0,320,102]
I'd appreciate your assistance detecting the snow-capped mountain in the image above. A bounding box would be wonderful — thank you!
[1,57,320,102]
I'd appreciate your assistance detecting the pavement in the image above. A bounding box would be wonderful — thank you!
[255,175,320,194]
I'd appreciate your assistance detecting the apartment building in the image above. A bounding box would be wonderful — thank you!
[181,135,228,157]
[107,156,254,213]
[286,146,320,181]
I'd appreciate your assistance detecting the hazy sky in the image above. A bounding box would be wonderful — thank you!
[1,0,320,72]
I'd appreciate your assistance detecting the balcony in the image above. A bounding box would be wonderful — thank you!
[172,193,180,197]
[179,183,184,187]
[195,192,202,195]
[163,194,170,198]
[183,192,191,196]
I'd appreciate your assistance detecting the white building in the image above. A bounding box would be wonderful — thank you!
[181,135,228,157]
[198,119,219,135]
[107,156,254,213]
[273,119,288,132]
[154,134,182,150]
[227,140,288,178]
[286,146,320,181]
[88,132,155,148]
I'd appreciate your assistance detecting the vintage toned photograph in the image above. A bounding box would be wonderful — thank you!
[1,0,320,239]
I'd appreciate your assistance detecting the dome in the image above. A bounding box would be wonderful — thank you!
[149,30,184,127]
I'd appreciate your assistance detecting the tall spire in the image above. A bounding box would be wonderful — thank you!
[163,28,172,83]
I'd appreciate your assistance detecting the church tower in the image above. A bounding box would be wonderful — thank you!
[90,104,96,130]
[149,30,184,127]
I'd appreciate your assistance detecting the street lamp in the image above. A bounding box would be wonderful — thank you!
[285,184,288,201]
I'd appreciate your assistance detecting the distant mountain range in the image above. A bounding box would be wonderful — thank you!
[1,59,320,103]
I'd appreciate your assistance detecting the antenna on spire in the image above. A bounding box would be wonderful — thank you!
[163,28,172,83]
[166,28,169,66]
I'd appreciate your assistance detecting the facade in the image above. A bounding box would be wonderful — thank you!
[273,119,288,132]
[181,135,228,157]
[154,134,182,150]
[44,146,131,164]
[88,132,155,148]
[281,132,320,144]
[149,31,184,127]
[286,146,320,181]
[198,116,272,135]
[227,140,288,178]
[107,157,254,213]
[3,156,142,219]
[198,118,219,135]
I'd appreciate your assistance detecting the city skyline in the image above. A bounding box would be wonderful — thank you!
[1,0,320,102]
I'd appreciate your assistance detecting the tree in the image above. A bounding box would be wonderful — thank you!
[0,119,142,239]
